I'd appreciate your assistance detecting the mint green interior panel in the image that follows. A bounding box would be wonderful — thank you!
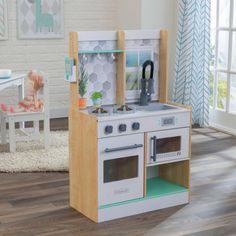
[146,177,187,198]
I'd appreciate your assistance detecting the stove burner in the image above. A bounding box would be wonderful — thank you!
[115,104,135,114]
[117,104,133,112]
[92,107,108,114]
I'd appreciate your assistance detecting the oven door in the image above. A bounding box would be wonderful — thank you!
[147,128,189,164]
[98,133,144,206]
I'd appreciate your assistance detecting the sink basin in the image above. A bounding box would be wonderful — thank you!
[136,103,179,112]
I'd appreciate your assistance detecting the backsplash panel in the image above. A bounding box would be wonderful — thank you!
[79,40,117,105]
[78,39,159,105]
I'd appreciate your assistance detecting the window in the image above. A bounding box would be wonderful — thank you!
[210,0,236,113]
[125,47,154,101]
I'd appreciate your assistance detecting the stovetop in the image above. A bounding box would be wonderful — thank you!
[83,102,187,122]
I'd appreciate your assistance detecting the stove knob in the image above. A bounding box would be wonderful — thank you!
[119,124,127,132]
[105,125,113,134]
[132,122,140,131]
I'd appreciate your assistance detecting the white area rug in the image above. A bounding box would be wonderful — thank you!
[0,131,69,173]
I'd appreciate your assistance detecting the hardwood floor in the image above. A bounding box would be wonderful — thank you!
[0,128,236,236]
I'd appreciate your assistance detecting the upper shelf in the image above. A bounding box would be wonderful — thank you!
[78,49,124,55]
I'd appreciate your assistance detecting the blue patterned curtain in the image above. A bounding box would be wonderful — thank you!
[173,0,211,127]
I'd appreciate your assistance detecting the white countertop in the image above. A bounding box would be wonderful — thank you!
[80,103,190,122]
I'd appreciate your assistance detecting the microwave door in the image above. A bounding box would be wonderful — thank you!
[156,136,181,155]
[147,128,189,164]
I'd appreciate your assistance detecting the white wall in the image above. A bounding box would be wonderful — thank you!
[116,0,141,29]
[210,110,236,135]
[141,0,179,99]
[0,0,117,117]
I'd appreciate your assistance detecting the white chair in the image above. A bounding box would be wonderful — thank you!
[0,73,50,153]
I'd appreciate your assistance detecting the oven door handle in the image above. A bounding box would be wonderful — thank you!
[151,136,157,161]
[104,144,143,153]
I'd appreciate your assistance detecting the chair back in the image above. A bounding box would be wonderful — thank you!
[25,70,49,114]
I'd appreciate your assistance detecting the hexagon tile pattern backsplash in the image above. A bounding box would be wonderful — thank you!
[78,39,159,106]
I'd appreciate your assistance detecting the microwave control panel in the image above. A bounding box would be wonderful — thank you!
[161,116,175,127]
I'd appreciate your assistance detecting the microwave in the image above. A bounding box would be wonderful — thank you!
[147,127,189,164]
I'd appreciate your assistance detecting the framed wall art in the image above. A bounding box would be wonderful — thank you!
[17,0,64,39]
[0,0,8,40]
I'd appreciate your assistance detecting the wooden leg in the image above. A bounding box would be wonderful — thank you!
[0,113,7,144]
[44,116,50,149]
[9,118,16,153]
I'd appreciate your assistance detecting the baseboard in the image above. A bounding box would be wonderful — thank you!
[209,122,236,136]
[50,107,69,119]
[98,192,189,223]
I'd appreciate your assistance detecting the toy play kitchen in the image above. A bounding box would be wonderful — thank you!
[67,30,191,223]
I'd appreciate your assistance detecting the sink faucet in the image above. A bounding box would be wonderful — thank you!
[140,60,154,106]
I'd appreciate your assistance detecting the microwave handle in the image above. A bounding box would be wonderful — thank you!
[104,144,143,153]
[151,136,157,161]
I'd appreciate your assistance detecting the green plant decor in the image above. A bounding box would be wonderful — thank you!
[91,91,103,101]
[79,64,89,98]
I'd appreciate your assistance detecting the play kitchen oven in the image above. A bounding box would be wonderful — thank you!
[98,133,144,206]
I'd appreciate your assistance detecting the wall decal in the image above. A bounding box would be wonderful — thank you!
[17,0,64,39]
[0,0,8,40]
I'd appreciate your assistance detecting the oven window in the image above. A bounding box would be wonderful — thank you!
[156,136,181,153]
[104,156,138,183]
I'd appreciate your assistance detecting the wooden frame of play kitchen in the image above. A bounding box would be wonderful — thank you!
[68,30,192,223]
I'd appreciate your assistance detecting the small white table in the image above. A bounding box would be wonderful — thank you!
[0,74,26,101]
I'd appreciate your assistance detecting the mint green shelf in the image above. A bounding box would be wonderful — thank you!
[146,177,187,199]
[99,177,188,209]
[99,197,144,209]
[78,49,124,54]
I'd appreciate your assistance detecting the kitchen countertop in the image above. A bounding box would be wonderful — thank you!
[79,102,190,122]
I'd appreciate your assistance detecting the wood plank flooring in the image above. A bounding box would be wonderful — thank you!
[0,128,236,236]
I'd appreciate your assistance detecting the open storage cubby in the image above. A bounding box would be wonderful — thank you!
[145,160,190,199]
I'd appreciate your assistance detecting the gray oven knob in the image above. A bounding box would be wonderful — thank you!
[119,124,127,132]
[105,126,113,134]
[132,122,140,131]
